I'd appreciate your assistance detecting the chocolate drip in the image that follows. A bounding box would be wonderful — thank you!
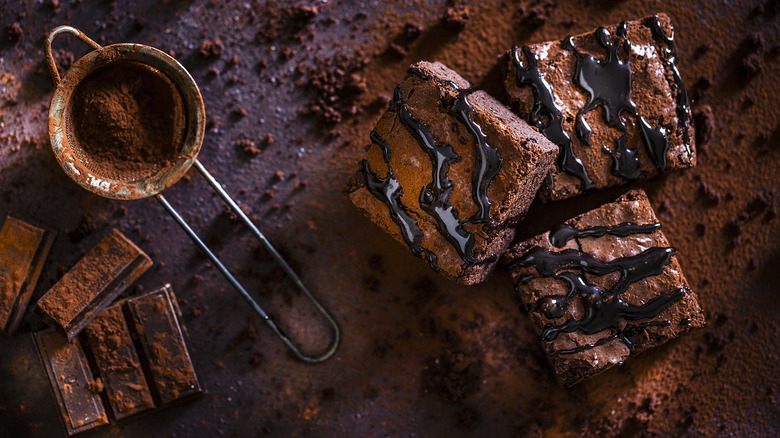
[647,15,692,150]
[409,66,503,224]
[363,133,439,272]
[512,46,594,190]
[450,92,503,223]
[565,23,670,179]
[394,86,476,263]
[551,320,673,356]
[549,222,661,248]
[509,245,681,354]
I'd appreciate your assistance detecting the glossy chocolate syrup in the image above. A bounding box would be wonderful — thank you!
[549,222,662,248]
[408,67,503,224]
[393,85,476,263]
[363,131,439,271]
[565,23,669,179]
[509,242,682,355]
[511,46,595,190]
[647,14,692,149]
[450,92,502,224]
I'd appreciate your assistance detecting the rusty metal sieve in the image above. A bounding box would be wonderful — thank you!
[44,25,340,363]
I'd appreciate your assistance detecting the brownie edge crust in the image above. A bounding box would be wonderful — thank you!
[504,189,705,386]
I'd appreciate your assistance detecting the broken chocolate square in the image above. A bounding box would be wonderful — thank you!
[126,284,202,406]
[0,214,56,335]
[35,229,152,340]
[83,303,155,420]
[347,61,558,284]
[504,13,695,201]
[504,189,705,386]
[33,329,109,436]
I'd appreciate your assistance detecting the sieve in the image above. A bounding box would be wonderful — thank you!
[44,26,340,363]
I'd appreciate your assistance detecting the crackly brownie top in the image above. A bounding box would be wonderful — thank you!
[505,189,704,384]
[506,13,695,200]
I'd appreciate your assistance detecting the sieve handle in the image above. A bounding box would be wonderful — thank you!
[155,160,341,363]
[44,26,102,86]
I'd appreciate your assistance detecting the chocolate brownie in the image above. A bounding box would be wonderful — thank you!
[504,14,696,201]
[347,61,558,284]
[504,189,705,386]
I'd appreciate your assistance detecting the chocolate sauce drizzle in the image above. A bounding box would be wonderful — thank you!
[363,131,439,271]
[393,85,476,263]
[511,46,595,190]
[450,92,502,223]
[647,15,692,149]
[549,222,662,248]
[564,23,670,179]
[408,67,503,224]
[508,240,683,356]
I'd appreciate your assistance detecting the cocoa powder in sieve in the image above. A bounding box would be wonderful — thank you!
[69,61,186,179]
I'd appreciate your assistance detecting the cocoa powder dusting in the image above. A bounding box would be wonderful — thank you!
[68,61,185,180]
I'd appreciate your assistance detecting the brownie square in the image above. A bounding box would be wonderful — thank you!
[347,61,558,284]
[504,13,696,201]
[504,189,705,386]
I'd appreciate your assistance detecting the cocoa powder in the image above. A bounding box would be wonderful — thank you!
[68,61,185,180]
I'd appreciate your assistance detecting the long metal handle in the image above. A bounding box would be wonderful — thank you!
[156,160,340,363]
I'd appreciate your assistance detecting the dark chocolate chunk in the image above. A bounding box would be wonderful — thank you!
[504,189,705,386]
[126,284,202,406]
[0,215,56,334]
[33,329,109,436]
[35,229,153,340]
[83,304,155,420]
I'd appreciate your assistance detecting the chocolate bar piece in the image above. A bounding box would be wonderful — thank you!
[33,329,109,436]
[504,189,705,386]
[504,14,695,201]
[126,284,202,406]
[35,229,152,340]
[83,304,155,420]
[347,61,558,284]
[0,215,56,334]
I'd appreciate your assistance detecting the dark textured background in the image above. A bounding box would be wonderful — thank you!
[0,0,777,436]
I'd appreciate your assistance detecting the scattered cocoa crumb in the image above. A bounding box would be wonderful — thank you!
[443,6,470,31]
[403,21,423,41]
[88,377,103,394]
[233,106,248,118]
[46,0,62,14]
[522,4,550,28]
[198,38,224,58]
[295,179,308,190]
[6,22,22,43]
[236,139,261,155]
[250,353,263,366]
[264,133,275,146]
[272,170,284,181]
[741,53,764,79]
[262,189,275,200]
[301,54,368,127]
